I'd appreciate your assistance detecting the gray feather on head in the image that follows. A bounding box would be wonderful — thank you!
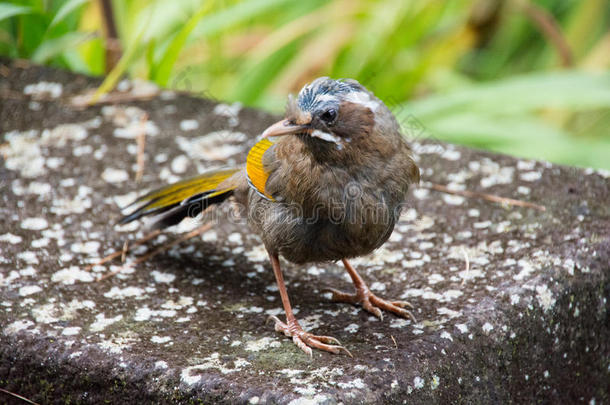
[296,77,364,112]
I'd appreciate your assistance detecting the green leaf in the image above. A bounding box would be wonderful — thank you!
[0,4,33,22]
[403,71,610,119]
[151,0,215,86]
[31,32,95,63]
[92,30,146,103]
[50,0,89,28]
[189,0,294,41]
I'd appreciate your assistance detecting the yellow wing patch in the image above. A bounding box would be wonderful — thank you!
[246,138,275,200]
[133,168,239,211]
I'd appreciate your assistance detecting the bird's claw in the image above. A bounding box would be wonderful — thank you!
[268,315,352,357]
[324,287,417,323]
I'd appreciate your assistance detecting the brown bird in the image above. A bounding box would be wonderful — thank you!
[120,77,420,356]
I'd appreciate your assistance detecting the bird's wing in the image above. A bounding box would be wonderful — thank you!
[119,167,241,229]
[246,137,277,201]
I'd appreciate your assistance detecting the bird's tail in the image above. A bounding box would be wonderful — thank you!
[119,168,240,230]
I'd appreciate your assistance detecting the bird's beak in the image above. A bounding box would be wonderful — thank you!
[261,119,310,139]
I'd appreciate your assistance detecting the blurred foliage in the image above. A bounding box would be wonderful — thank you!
[1,0,609,169]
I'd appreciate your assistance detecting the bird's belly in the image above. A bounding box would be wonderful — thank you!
[248,192,397,264]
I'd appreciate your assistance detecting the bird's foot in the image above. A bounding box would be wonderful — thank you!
[325,286,416,322]
[268,315,352,357]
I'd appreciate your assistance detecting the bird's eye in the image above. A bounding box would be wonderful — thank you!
[320,108,337,124]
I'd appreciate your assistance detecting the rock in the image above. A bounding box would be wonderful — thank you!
[1,59,608,404]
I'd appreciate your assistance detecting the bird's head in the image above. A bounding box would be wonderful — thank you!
[262,77,399,153]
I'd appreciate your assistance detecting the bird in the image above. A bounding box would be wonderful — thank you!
[119,77,420,356]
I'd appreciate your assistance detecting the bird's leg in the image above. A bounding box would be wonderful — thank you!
[325,258,416,322]
[267,251,351,357]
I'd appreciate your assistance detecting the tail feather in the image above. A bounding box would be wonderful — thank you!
[119,168,240,228]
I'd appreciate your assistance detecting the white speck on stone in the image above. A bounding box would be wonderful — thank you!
[155,360,168,369]
[430,375,440,390]
[390,318,411,328]
[370,281,386,292]
[113,120,159,139]
[6,320,34,334]
[517,160,536,171]
[176,131,247,161]
[480,166,515,188]
[228,233,243,245]
[474,221,492,229]
[102,167,129,183]
[52,266,94,284]
[535,284,555,312]
[467,209,480,217]
[245,337,281,352]
[73,144,93,156]
[170,155,189,173]
[180,119,199,131]
[17,251,39,265]
[482,322,494,334]
[442,194,465,205]
[31,237,50,248]
[31,303,58,323]
[181,353,249,380]
[440,331,453,341]
[437,307,462,318]
[428,273,445,284]
[62,327,81,336]
[71,241,100,255]
[27,181,52,195]
[151,336,171,344]
[337,378,366,390]
[442,290,463,301]
[202,230,218,243]
[21,217,48,230]
[0,233,22,244]
[510,294,520,305]
[104,286,145,299]
[442,149,461,161]
[214,102,242,125]
[24,81,63,98]
[134,307,153,322]
[517,186,530,195]
[19,267,36,277]
[513,259,535,281]
[307,265,325,276]
[344,323,359,333]
[19,285,42,296]
[456,323,468,333]
[239,306,264,314]
[520,171,542,182]
[113,192,139,209]
[413,188,429,199]
[244,244,267,262]
[413,376,425,389]
[90,313,123,332]
[151,271,176,284]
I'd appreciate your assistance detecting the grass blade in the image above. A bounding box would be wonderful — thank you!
[31,31,96,63]
[0,4,32,22]
[151,0,215,86]
[49,0,89,28]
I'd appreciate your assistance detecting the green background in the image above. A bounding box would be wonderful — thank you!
[2,0,609,169]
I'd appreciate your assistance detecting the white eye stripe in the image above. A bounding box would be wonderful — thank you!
[311,129,341,144]
[343,91,380,111]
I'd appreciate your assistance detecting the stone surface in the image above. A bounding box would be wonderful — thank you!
[1,59,609,404]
